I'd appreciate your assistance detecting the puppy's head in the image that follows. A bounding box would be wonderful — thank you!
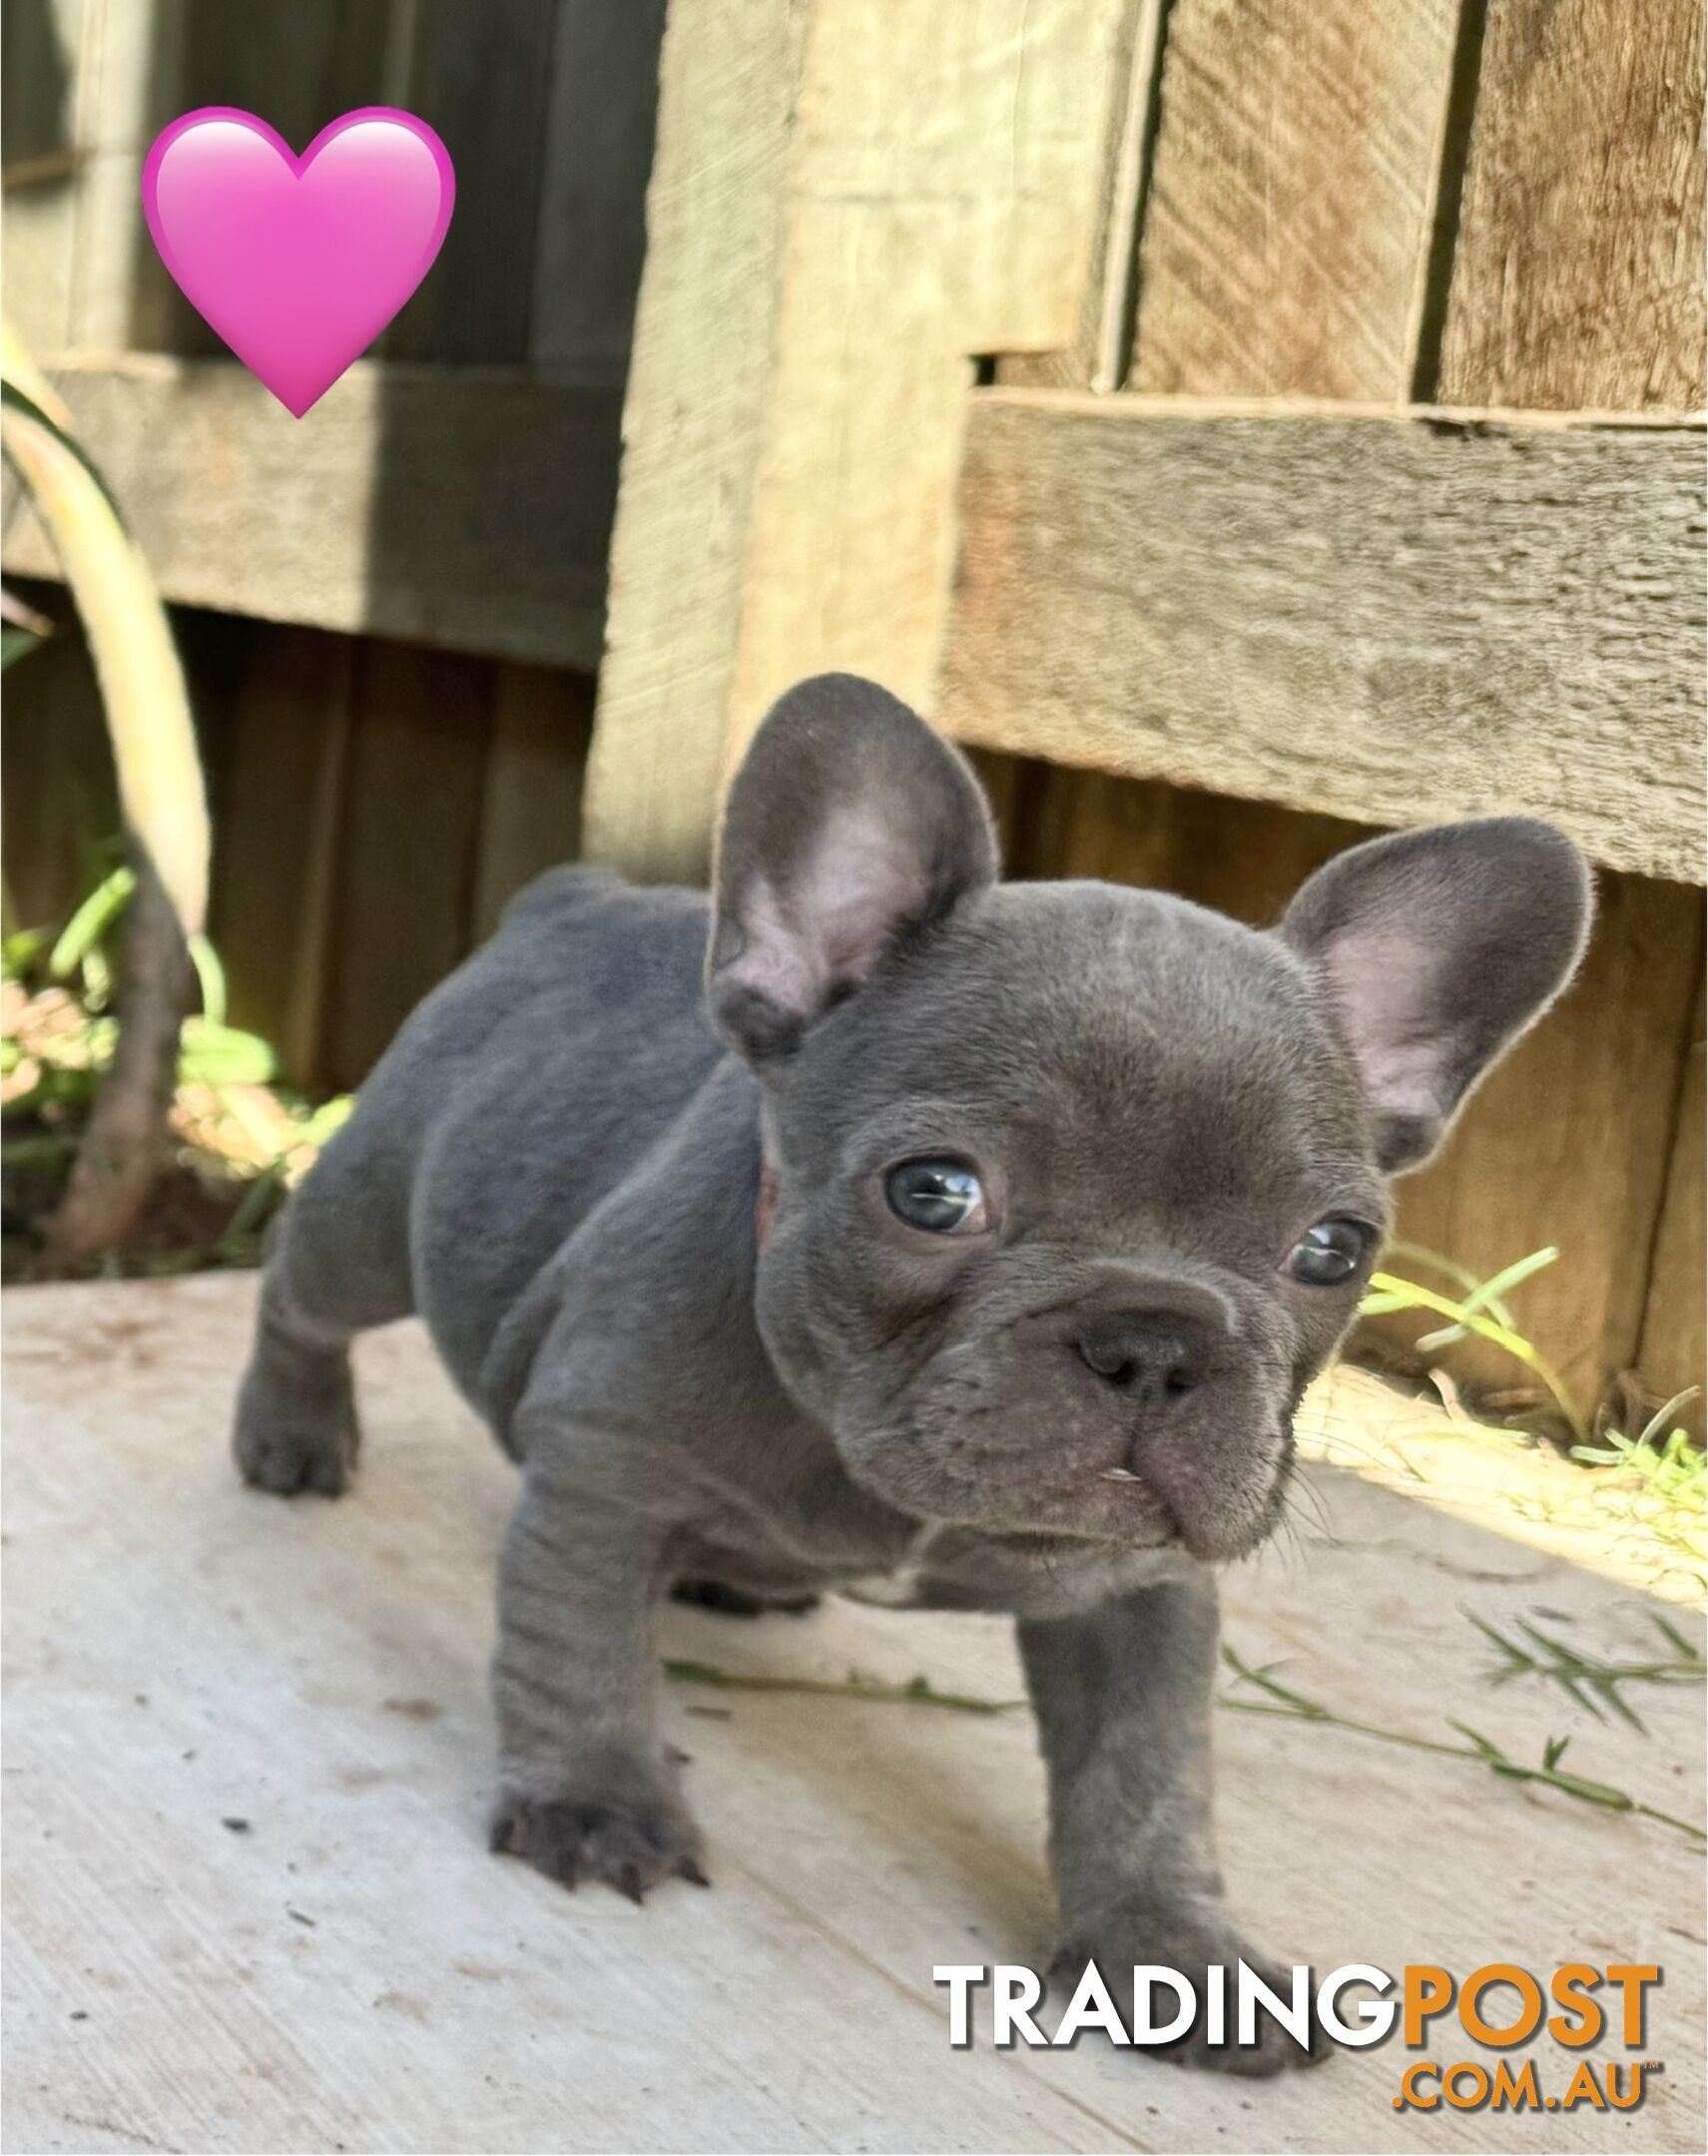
[708,676,1591,1563]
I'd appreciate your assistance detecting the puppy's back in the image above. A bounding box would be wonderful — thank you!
[285,865,726,1413]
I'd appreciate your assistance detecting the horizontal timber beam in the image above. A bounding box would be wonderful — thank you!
[938,390,1706,881]
[2,356,621,671]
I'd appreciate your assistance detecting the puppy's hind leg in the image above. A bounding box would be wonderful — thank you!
[233,1161,411,1498]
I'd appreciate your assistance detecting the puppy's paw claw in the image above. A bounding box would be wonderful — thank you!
[490,1788,708,1902]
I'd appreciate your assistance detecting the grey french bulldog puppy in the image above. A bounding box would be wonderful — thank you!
[234,674,1590,2071]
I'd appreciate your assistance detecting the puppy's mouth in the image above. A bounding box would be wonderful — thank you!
[1096,1463,1183,1533]
[851,1437,1281,1564]
[1079,1428,1297,1563]
[1054,1458,1236,1561]
[833,1336,1298,1563]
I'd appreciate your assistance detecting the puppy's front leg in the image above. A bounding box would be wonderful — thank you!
[1019,1570,1310,2074]
[490,1429,706,1901]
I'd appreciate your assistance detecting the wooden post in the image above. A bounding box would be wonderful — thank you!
[1639,976,1708,1420]
[581,0,1136,883]
[578,0,814,885]
[1435,0,1706,410]
[1397,0,1708,1415]
[1127,0,1462,399]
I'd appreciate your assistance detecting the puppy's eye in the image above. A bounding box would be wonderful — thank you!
[884,1158,987,1236]
[1288,1217,1376,1285]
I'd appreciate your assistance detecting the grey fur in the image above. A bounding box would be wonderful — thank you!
[234,674,1591,2070]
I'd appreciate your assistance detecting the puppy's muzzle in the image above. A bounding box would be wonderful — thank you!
[1068,1276,1281,1556]
[1072,1273,1234,1418]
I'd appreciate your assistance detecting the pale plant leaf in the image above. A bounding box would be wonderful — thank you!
[1,321,209,937]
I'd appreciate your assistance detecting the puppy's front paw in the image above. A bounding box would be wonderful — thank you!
[1051,1903,1324,2077]
[233,1363,360,1497]
[490,1780,708,1902]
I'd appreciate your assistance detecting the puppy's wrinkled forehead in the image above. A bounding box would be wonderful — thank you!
[711,676,1592,1191]
[792,881,1372,1209]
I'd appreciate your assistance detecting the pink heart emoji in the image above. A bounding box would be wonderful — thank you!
[142,108,455,417]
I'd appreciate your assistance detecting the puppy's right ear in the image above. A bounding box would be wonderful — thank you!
[708,674,998,1058]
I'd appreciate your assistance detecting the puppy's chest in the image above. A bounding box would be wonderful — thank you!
[839,1525,955,1609]
[685,1412,1196,1616]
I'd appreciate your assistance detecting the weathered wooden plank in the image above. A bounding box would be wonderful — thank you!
[962,747,1045,873]
[471,663,594,943]
[0,0,89,355]
[62,0,164,349]
[1,0,83,179]
[938,390,1706,881]
[998,0,1168,393]
[579,0,812,886]
[0,357,620,670]
[1128,0,1461,398]
[324,642,493,1090]
[1391,872,1705,1409]
[204,624,355,1090]
[381,0,558,364]
[1422,0,1705,1413]
[1637,970,1707,1428]
[583,0,1132,883]
[131,1,399,354]
[0,579,117,935]
[59,0,167,344]
[527,0,668,383]
[719,0,1135,779]
[1437,0,1706,410]
[1019,765,1374,911]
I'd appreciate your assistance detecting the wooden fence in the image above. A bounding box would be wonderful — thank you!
[3,0,660,1079]
[3,0,1703,1424]
[581,0,1706,1422]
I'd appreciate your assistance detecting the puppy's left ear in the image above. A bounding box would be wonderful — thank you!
[709,673,997,1058]
[1281,817,1592,1173]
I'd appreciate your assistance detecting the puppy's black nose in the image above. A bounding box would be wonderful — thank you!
[1076,1316,1205,1404]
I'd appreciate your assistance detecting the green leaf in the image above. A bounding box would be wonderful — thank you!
[0,1131,79,1167]
[1365,1270,1587,1442]
[1635,1390,1701,1451]
[80,944,112,1010]
[1358,1290,1423,1317]
[0,585,54,671]
[1,622,47,670]
[1652,1614,1702,1664]
[1413,1248,1560,1352]
[2,925,47,978]
[47,864,135,980]
[1541,1767,1632,1812]
[178,1017,277,1087]
[298,1094,355,1148]
[187,933,228,1025]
